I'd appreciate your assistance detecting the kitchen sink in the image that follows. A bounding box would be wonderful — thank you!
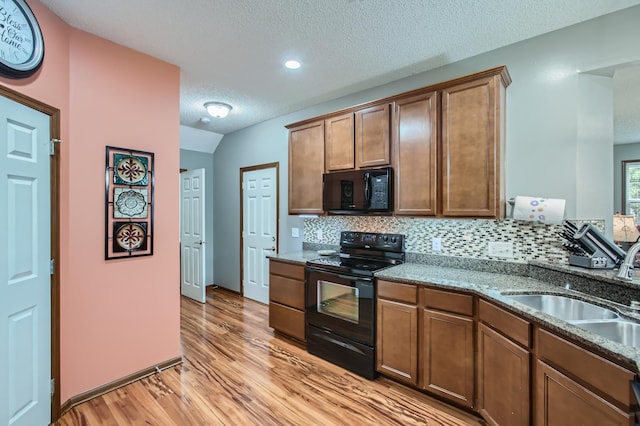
[573,320,640,348]
[503,294,619,321]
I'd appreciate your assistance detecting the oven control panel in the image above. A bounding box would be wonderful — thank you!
[340,231,404,252]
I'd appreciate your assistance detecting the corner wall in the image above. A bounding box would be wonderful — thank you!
[1,0,181,404]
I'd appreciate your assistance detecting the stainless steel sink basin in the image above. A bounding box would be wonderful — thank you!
[504,294,619,321]
[573,320,640,348]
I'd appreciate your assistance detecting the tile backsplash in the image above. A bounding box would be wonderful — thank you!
[303,216,605,264]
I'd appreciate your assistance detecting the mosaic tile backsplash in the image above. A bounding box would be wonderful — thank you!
[303,216,605,264]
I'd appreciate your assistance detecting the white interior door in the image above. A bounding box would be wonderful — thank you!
[0,96,51,425]
[180,168,206,303]
[242,167,277,304]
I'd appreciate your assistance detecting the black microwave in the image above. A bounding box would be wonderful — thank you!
[323,167,393,214]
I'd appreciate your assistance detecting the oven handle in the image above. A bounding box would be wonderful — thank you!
[337,274,372,282]
[310,331,366,356]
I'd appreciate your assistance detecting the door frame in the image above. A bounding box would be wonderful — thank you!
[0,84,61,421]
[239,162,279,297]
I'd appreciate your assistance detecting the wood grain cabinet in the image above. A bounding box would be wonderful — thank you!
[287,120,324,214]
[534,328,636,426]
[376,280,418,386]
[392,67,509,218]
[286,66,510,218]
[478,300,531,426]
[325,104,391,172]
[441,72,507,218]
[393,92,438,216]
[421,288,474,408]
[355,103,391,169]
[377,281,476,407]
[268,259,306,342]
[325,113,355,171]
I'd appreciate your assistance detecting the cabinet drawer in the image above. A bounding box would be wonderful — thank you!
[269,259,305,281]
[536,328,635,409]
[269,302,305,342]
[270,274,304,310]
[423,288,474,316]
[479,299,531,347]
[378,280,417,304]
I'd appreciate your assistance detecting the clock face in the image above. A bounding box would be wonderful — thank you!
[0,0,44,78]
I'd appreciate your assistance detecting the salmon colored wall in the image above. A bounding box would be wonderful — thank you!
[1,0,181,404]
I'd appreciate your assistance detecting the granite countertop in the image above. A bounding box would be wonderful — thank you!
[269,250,640,372]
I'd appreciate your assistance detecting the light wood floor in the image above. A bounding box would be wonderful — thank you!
[55,288,485,425]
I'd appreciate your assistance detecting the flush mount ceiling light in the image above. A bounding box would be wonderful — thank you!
[204,102,232,118]
[284,59,301,70]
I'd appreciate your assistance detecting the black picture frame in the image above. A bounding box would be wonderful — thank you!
[105,146,154,260]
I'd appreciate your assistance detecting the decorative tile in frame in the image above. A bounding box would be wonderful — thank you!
[112,222,148,252]
[114,188,148,218]
[105,146,154,260]
[113,153,149,185]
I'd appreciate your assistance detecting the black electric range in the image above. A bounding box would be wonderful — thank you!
[304,231,405,379]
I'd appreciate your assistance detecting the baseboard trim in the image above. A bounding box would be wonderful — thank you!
[60,356,182,416]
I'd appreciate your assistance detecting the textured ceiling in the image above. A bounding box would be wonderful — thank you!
[40,0,640,141]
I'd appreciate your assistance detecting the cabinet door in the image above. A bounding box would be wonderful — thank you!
[422,309,474,408]
[441,75,504,218]
[325,113,355,171]
[393,92,438,215]
[534,360,632,426]
[288,121,325,214]
[478,323,530,426]
[355,104,390,169]
[376,298,418,386]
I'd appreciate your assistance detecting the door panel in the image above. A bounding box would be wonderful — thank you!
[180,169,206,303]
[243,167,277,304]
[1,96,51,426]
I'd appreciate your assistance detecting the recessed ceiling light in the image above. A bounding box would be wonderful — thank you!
[284,59,301,70]
[204,102,232,118]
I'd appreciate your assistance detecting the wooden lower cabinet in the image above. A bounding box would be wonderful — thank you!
[535,360,633,426]
[477,323,530,426]
[268,259,306,341]
[376,283,638,425]
[376,297,418,385]
[421,309,474,408]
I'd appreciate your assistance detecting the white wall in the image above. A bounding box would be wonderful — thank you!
[213,5,640,292]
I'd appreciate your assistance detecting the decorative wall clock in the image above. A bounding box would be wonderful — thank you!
[0,0,45,78]
[105,146,154,260]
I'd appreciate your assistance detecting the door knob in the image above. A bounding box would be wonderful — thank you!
[199,240,205,245]
[267,247,276,251]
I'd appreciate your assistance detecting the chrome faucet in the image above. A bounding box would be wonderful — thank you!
[617,241,640,280]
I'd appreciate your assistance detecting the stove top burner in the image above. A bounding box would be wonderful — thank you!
[306,231,405,277]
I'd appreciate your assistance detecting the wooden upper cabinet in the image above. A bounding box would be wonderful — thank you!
[325,113,355,171]
[355,104,391,169]
[441,73,507,218]
[288,120,325,214]
[285,66,510,218]
[393,92,438,216]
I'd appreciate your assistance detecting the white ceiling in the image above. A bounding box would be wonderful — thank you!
[40,0,640,141]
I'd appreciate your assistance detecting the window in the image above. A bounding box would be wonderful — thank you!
[623,160,640,222]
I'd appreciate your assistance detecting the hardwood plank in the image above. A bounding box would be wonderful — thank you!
[55,288,484,425]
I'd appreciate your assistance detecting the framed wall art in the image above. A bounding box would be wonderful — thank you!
[105,146,154,259]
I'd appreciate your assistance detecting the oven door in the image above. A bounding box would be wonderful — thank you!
[305,266,375,346]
